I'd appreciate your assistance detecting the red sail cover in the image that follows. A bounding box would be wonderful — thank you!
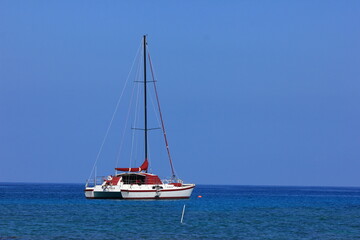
[115,159,149,172]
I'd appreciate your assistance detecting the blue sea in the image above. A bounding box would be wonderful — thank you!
[1,183,360,239]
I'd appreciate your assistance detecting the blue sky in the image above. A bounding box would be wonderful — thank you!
[0,0,359,186]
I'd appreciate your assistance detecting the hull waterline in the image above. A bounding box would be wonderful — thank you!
[85,183,195,200]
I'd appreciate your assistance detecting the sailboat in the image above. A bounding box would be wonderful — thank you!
[84,35,195,199]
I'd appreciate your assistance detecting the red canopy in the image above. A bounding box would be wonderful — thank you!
[115,159,149,172]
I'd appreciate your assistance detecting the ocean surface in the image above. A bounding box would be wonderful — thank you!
[0,183,360,240]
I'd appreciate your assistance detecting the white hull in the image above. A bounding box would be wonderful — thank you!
[85,185,123,199]
[120,184,195,199]
[85,183,195,200]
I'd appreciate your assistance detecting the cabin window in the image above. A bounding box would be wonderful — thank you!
[122,174,146,185]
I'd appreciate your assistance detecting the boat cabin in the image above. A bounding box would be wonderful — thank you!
[117,173,162,185]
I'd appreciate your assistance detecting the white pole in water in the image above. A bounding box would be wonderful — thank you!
[180,204,186,224]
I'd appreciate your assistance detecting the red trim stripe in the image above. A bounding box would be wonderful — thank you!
[124,196,190,200]
[86,196,189,200]
[121,185,194,193]
[84,189,94,192]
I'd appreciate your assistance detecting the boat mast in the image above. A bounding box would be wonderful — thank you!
[143,35,148,171]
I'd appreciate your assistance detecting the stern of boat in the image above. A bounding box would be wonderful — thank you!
[85,176,123,199]
[84,187,95,198]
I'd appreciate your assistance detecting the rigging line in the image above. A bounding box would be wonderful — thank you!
[129,67,142,169]
[147,135,152,173]
[131,45,145,168]
[88,40,142,181]
[147,49,176,178]
[133,79,142,167]
[116,43,144,171]
[149,86,162,129]
[134,43,146,166]
[114,81,137,171]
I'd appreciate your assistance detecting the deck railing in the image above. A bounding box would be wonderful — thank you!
[162,178,183,184]
[85,176,106,187]
[86,176,185,187]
